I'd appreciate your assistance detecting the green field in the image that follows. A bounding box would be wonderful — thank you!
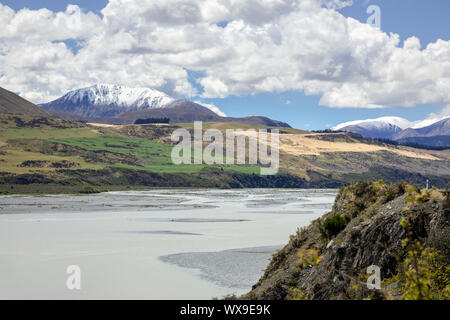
[0,125,261,175]
[50,136,260,174]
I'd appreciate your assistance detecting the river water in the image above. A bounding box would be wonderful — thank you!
[0,189,337,299]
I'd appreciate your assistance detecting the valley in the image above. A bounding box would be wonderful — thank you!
[1,113,449,194]
[1,0,449,304]
[0,85,449,195]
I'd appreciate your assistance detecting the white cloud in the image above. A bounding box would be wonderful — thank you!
[194,101,227,117]
[0,0,449,118]
[412,105,450,128]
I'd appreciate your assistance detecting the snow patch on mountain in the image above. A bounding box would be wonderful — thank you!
[332,115,450,143]
[41,84,225,117]
[411,115,450,129]
[332,117,412,131]
[55,84,174,109]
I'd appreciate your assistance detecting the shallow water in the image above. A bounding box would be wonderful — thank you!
[0,189,337,299]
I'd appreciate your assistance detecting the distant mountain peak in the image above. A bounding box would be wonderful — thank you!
[60,84,175,107]
[332,116,412,131]
[40,84,227,118]
[411,115,450,129]
[332,115,450,146]
[40,84,176,118]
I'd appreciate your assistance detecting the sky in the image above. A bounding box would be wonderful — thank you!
[0,0,449,130]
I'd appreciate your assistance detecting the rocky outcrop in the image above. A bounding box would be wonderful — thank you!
[244,181,450,300]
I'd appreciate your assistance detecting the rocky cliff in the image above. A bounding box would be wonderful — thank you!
[244,181,450,300]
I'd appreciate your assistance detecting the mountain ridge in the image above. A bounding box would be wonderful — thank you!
[396,118,450,138]
[49,99,292,128]
[0,87,51,117]
[39,84,176,118]
[333,116,450,146]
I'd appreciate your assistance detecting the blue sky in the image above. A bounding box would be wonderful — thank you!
[1,0,449,129]
[1,0,108,14]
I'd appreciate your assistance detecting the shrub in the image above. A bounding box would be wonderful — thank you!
[321,214,348,238]
[297,249,322,268]
[79,185,102,194]
[401,243,450,300]
[379,181,407,204]
[286,287,307,300]
[443,184,450,210]
[429,227,450,264]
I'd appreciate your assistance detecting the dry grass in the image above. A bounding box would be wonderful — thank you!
[278,134,441,161]
[225,131,442,161]
[177,122,307,134]
[88,123,124,128]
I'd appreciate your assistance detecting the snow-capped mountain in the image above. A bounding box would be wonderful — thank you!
[40,84,224,118]
[332,116,450,146]
[394,118,450,139]
[410,115,450,129]
[332,117,412,139]
[392,117,450,147]
[332,117,412,131]
[40,84,175,118]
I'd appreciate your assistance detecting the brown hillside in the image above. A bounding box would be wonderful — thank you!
[0,87,50,117]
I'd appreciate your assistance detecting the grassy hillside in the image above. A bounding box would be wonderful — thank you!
[1,113,450,194]
[0,115,272,193]
[0,115,260,173]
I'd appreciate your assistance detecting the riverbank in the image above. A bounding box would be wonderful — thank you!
[0,166,346,195]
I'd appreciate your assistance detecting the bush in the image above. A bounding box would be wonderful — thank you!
[443,184,450,210]
[286,287,307,300]
[79,186,102,194]
[401,243,450,300]
[321,214,348,238]
[429,227,450,264]
[134,117,170,124]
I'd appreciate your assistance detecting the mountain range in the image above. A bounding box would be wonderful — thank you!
[333,116,450,147]
[38,84,290,127]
